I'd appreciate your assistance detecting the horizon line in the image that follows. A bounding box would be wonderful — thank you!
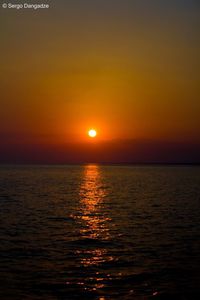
[0,162,200,166]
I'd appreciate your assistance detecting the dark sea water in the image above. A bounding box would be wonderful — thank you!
[0,165,200,300]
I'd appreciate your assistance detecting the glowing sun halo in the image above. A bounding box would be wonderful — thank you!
[88,129,97,138]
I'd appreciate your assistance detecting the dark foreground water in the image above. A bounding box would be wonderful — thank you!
[0,165,200,300]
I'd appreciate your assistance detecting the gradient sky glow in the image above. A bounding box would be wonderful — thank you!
[0,0,200,163]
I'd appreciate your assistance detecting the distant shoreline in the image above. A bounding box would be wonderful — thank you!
[0,163,200,167]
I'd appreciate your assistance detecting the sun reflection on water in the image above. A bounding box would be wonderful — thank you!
[75,165,113,270]
[71,165,114,293]
[79,164,110,241]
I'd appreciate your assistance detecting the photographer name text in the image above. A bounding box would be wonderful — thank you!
[2,2,50,10]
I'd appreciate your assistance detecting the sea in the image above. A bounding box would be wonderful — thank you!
[0,165,200,299]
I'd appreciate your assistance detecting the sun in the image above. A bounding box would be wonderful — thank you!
[88,129,97,138]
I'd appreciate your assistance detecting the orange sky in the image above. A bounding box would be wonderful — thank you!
[0,1,199,163]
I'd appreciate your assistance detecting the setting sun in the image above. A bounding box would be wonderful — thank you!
[88,129,97,138]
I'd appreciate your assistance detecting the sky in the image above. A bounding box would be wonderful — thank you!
[0,0,200,163]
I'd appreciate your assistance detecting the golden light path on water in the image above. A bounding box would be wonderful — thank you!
[74,165,114,293]
[79,165,109,239]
